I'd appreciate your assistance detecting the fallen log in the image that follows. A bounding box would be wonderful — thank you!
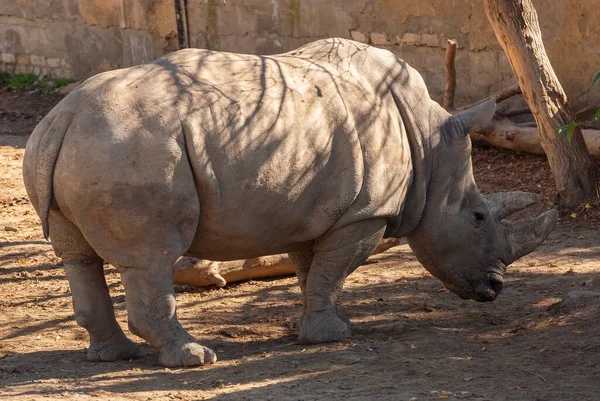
[173,238,404,287]
[471,119,600,157]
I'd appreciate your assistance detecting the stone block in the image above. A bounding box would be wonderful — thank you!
[46,57,61,68]
[370,32,389,45]
[16,54,30,65]
[0,64,16,74]
[292,1,353,38]
[397,32,420,45]
[58,68,73,79]
[30,54,45,66]
[421,33,440,48]
[2,53,16,64]
[350,30,367,43]
[15,64,29,74]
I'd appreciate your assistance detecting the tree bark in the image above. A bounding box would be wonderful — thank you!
[483,0,598,209]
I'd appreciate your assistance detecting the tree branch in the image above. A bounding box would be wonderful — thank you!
[457,84,522,112]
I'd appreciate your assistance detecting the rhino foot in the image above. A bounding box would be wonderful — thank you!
[298,310,352,344]
[87,335,139,362]
[336,308,351,327]
[159,342,217,368]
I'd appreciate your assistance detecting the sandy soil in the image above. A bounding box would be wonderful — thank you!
[1,89,599,400]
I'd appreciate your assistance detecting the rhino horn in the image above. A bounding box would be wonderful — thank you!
[484,191,540,220]
[503,209,558,264]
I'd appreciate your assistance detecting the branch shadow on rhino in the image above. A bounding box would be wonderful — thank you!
[117,38,402,201]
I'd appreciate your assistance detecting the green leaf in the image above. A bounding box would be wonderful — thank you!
[593,72,600,86]
[566,124,576,142]
[594,108,600,122]
[557,125,567,135]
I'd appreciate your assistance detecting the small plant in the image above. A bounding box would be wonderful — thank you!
[557,72,600,142]
[54,78,71,88]
[8,73,37,89]
[0,73,72,93]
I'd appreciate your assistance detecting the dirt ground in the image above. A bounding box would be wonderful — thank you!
[1,88,600,401]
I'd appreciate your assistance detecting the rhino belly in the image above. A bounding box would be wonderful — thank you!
[186,217,321,261]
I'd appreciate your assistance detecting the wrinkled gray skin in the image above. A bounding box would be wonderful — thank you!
[23,38,557,367]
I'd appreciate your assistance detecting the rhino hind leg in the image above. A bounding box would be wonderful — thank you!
[288,251,312,323]
[297,219,386,344]
[120,263,217,367]
[48,210,139,362]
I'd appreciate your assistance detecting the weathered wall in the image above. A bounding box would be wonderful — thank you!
[0,0,178,79]
[1,0,598,108]
[183,0,600,108]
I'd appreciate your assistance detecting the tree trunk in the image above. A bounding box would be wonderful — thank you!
[483,0,598,209]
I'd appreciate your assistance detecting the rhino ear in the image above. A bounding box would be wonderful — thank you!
[453,97,496,136]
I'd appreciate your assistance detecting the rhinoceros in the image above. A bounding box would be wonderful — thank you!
[23,38,557,367]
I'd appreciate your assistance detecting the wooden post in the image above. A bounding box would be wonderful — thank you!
[483,0,598,209]
[443,39,457,111]
[174,0,190,49]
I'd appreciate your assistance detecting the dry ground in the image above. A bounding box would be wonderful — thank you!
[1,89,599,400]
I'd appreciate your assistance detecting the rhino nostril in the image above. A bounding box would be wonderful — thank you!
[489,276,504,295]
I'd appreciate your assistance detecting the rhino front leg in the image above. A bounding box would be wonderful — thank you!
[298,219,386,344]
[291,251,351,332]
[120,264,217,367]
[49,210,139,362]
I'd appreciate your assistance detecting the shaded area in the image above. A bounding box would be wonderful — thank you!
[1,251,599,400]
[0,88,64,144]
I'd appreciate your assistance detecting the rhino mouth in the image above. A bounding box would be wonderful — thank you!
[444,269,506,302]
[472,272,504,302]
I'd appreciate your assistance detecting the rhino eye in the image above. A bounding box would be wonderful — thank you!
[474,212,486,222]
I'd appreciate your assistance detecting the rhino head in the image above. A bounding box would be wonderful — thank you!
[404,98,558,302]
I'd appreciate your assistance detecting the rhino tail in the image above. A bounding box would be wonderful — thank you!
[35,112,73,240]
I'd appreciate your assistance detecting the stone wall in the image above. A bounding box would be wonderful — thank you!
[0,0,178,79]
[1,0,598,108]
[183,0,600,108]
